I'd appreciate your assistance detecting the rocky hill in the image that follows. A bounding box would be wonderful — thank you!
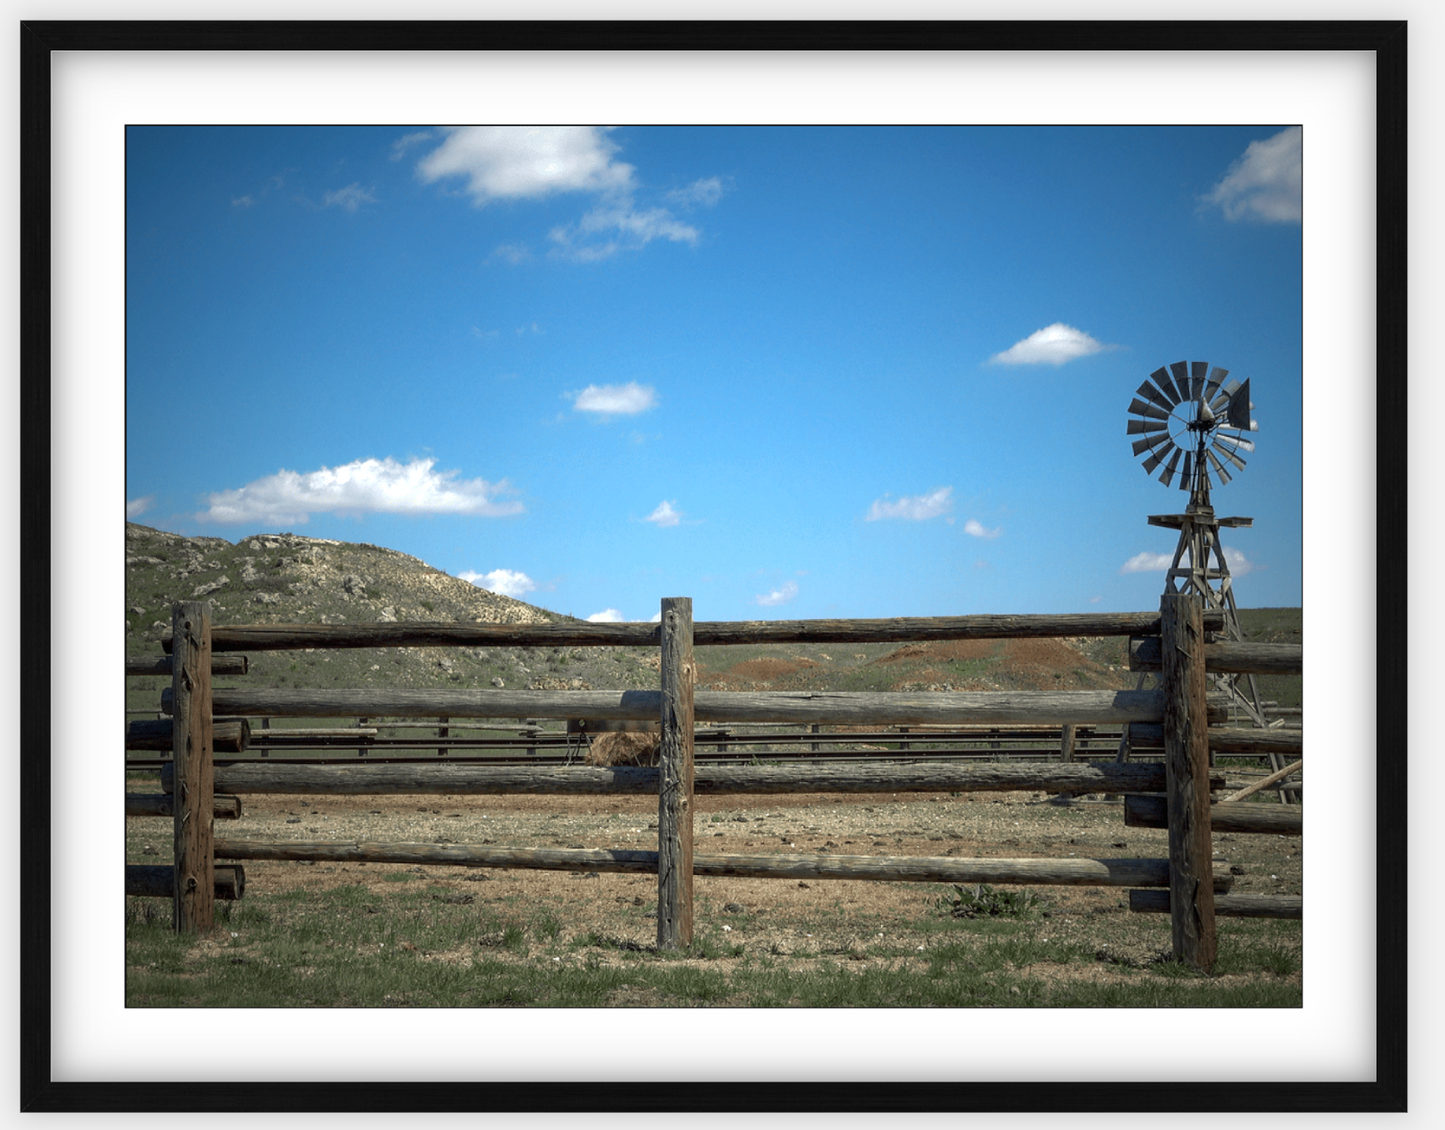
[125,523,1298,714]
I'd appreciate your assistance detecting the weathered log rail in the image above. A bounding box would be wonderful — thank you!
[128,597,1301,970]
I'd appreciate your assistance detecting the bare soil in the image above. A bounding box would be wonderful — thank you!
[129,785,1303,985]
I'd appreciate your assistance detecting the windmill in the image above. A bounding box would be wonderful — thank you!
[1125,361,1296,800]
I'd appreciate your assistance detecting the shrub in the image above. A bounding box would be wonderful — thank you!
[935,883,1041,919]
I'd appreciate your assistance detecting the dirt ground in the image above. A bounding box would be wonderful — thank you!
[129,784,1303,983]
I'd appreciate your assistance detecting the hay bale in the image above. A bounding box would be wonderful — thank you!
[585,730,662,767]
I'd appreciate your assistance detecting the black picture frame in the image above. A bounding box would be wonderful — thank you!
[19,19,1407,1113]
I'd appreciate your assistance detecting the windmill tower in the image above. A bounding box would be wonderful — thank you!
[1126,360,1296,800]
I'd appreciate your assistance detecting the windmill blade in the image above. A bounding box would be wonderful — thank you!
[1168,361,1192,403]
[1149,366,1183,406]
[1205,448,1233,485]
[1180,450,1193,490]
[1158,447,1183,487]
[1127,397,1171,422]
[1211,378,1241,413]
[1141,441,1177,474]
[1214,431,1255,455]
[1190,361,1210,401]
[1211,440,1247,471]
[1203,366,1229,406]
[1127,417,1168,435]
[1136,379,1175,412]
[1133,433,1174,458]
[1227,378,1253,429]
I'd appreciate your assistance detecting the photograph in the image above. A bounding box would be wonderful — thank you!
[18,16,1407,1113]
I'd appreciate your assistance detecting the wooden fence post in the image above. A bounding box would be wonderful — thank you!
[171,602,215,933]
[1160,594,1217,972]
[657,597,695,950]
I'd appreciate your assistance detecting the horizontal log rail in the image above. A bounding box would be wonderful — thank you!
[163,610,1226,653]
[127,718,250,753]
[127,654,249,676]
[165,760,1225,797]
[1128,637,1302,675]
[126,793,242,820]
[125,864,245,901]
[1126,724,1303,756]
[212,838,1232,891]
[174,686,1230,727]
[1122,795,1301,836]
[1128,890,1300,919]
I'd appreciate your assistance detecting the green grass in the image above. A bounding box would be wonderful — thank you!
[126,885,1302,1009]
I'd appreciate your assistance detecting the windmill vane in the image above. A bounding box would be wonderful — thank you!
[1127,360,1258,498]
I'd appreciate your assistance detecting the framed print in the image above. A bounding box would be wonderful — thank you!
[19,18,1407,1113]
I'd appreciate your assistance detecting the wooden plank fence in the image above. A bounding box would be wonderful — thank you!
[125,595,1302,974]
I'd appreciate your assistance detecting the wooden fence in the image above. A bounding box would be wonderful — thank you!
[124,595,1303,973]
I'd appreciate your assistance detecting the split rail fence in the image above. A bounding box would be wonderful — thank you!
[125,594,1303,973]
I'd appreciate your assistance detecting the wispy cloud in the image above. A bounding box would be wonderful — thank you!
[414,126,718,261]
[126,495,154,519]
[231,195,255,209]
[866,486,954,522]
[197,456,523,525]
[322,183,377,213]
[390,131,433,161]
[572,381,657,417]
[548,204,700,261]
[645,500,682,527]
[754,580,799,607]
[666,176,726,208]
[964,519,1002,539]
[1203,126,1302,223]
[459,568,537,599]
[586,608,626,623]
[989,323,1117,366]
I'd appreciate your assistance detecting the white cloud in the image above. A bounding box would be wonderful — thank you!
[390,130,433,161]
[1203,127,1302,223]
[416,127,715,261]
[126,495,154,519]
[645,501,682,527]
[459,568,537,599]
[586,608,626,623]
[416,126,635,205]
[754,581,799,607]
[667,176,726,208]
[322,183,377,213]
[548,204,700,261]
[964,519,1002,539]
[1120,551,1176,574]
[489,243,532,265]
[231,195,255,209]
[1119,547,1257,576]
[572,381,657,417]
[197,456,523,525]
[989,323,1117,366]
[866,486,954,522]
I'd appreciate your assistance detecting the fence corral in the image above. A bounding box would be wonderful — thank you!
[125,595,1302,973]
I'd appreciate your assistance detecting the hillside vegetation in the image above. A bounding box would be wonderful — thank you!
[125,523,1300,715]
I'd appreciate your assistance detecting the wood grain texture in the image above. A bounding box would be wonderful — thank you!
[170,603,215,932]
[656,597,694,949]
[1161,595,1218,972]
[186,686,1227,727]
[1129,636,1302,675]
[1128,890,1300,919]
[1123,795,1301,836]
[167,760,1222,797]
[212,839,1233,890]
[165,610,1226,652]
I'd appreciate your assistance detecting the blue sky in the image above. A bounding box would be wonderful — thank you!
[125,125,1303,622]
